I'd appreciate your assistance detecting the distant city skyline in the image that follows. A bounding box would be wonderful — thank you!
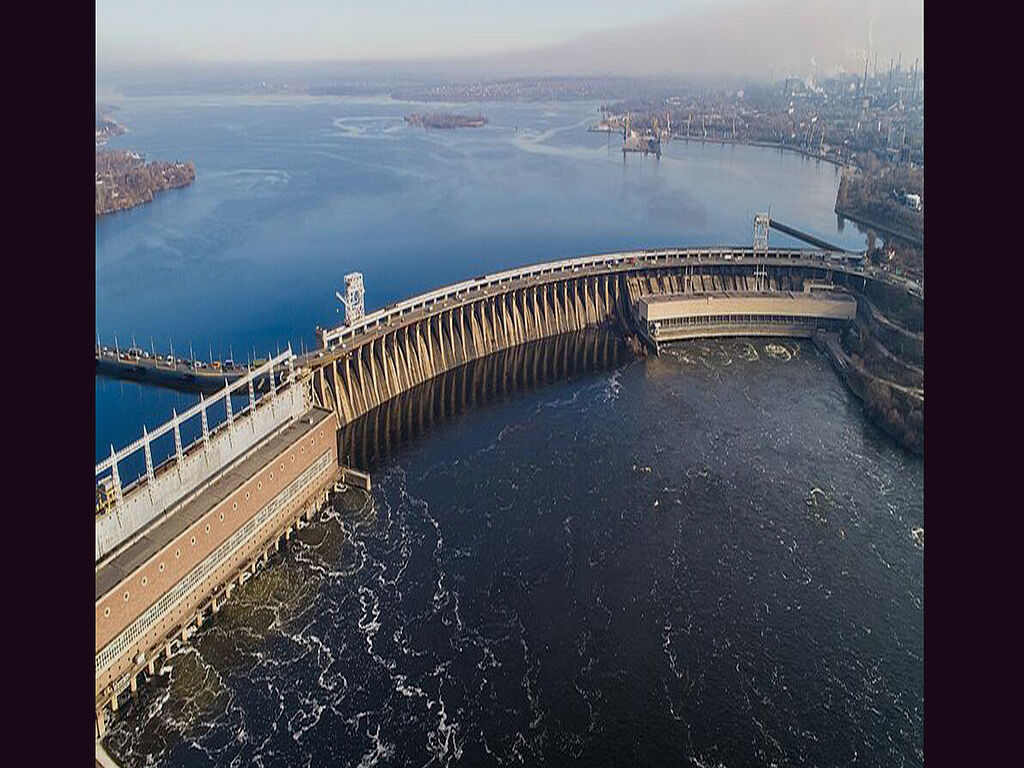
[97,0,923,81]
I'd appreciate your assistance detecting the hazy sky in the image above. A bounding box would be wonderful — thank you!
[96,0,923,79]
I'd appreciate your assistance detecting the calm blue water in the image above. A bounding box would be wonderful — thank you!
[95,95,863,466]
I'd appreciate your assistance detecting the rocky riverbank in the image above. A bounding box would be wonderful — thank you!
[814,278,923,454]
[96,104,126,146]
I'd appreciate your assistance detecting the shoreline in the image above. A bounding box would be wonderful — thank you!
[813,327,923,455]
[668,135,843,167]
[833,204,924,248]
[95,152,196,217]
[95,740,121,768]
[95,177,195,217]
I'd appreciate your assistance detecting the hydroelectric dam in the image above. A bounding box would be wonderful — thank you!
[96,243,891,741]
[305,246,865,424]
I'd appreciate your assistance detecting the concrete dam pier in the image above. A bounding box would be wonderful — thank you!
[339,329,630,471]
[97,245,892,742]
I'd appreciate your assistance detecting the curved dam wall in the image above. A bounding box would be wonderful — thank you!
[306,248,871,428]
[339,329,630,471]
[311,271,624,425]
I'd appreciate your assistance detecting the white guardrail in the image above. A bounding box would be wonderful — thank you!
[318,246,862,348]
[96,348,296,478]
[95,348,302,561]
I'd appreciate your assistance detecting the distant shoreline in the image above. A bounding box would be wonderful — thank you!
[95,103,197,216]
[95,115,126,147]
[668,134,843,167]
[833,205,924,248]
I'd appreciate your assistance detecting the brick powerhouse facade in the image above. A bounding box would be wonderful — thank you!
[95,408,338,705]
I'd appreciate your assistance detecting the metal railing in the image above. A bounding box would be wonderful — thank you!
[96,348,296,504]
[318,246,864,348]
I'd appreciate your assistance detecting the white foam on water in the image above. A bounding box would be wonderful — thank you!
[603,368,623,402]
[357,585,382,657]
[422,663,463,766]
[356,723,395,768]
[764,343,792,361]
[689,757,728,768]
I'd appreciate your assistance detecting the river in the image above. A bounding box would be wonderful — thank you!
[103,333,923,766]
[97,97,922,768]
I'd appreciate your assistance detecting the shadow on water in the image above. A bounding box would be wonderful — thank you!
[339,329,633,471]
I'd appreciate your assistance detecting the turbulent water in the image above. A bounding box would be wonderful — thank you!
[105,336,924,767]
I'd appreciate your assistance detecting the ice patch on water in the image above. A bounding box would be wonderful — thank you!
[510,116,600,161]
[331,116,403,140]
